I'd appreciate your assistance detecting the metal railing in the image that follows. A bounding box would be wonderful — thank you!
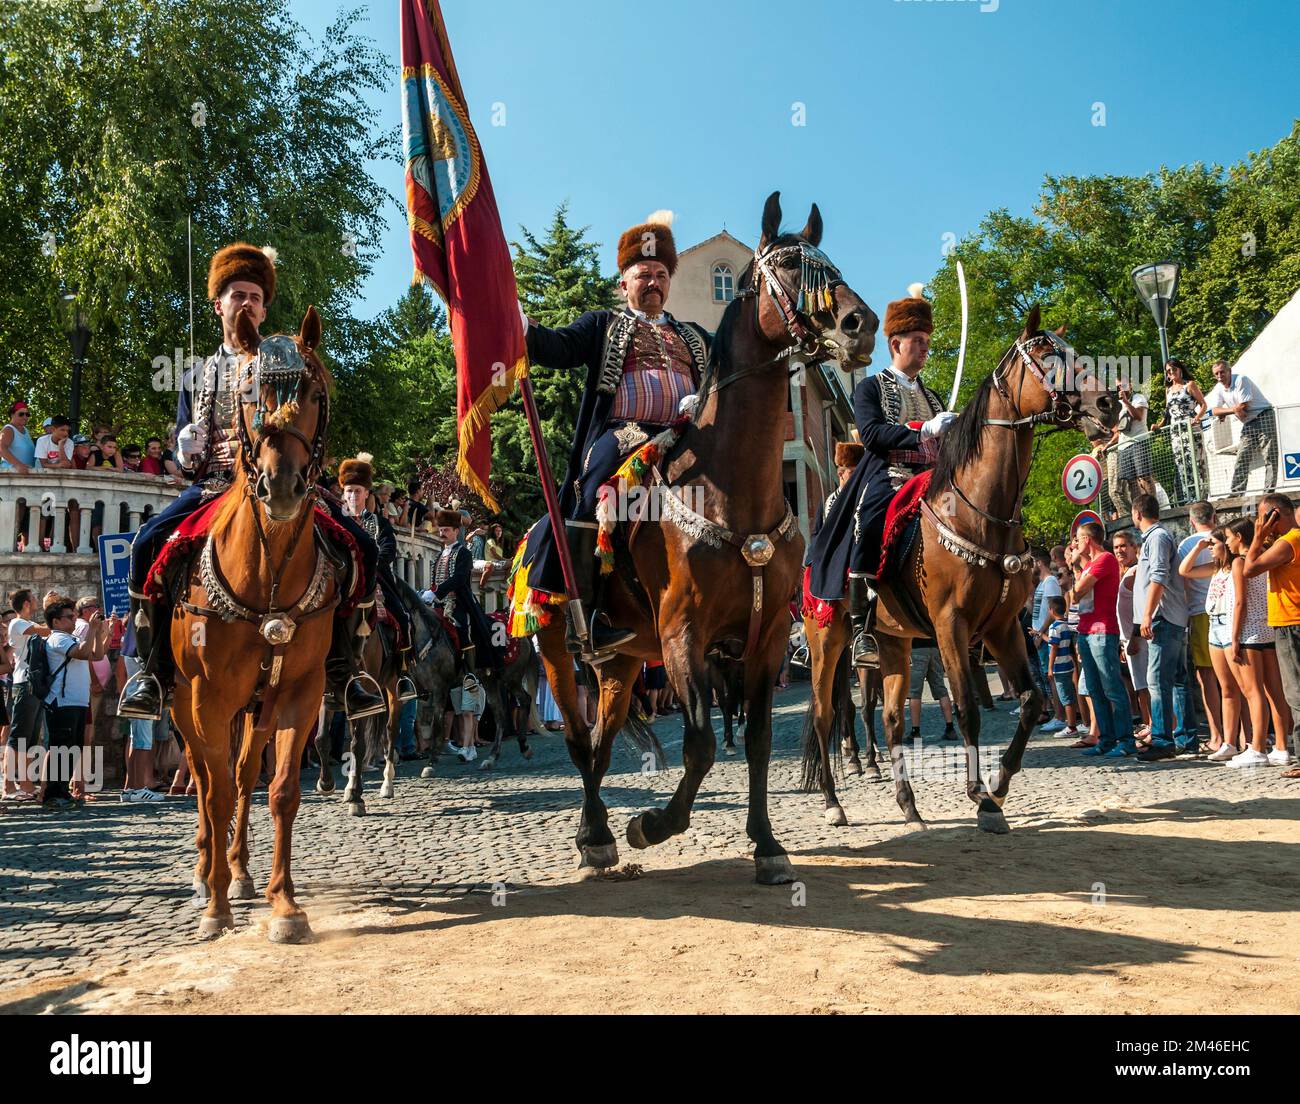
[1094,404,1293,520]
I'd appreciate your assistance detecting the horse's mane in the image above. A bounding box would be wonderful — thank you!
[930,370,997,492]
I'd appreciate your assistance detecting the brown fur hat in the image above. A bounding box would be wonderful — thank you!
[434,508,463,529]
[338,452,373,490]
[834,441,865,469]
[207,242,278,303]
[883,282,933,338]
[617,210,678,275]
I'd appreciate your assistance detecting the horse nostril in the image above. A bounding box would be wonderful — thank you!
[841,309,863,335]
[294,473,306,497]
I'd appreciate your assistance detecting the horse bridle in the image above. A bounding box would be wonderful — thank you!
[699,239,848,400]
[233,335,330,485]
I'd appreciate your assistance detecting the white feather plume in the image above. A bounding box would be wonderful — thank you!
[261,245,279,265]
[907,282,926,299]
[645,209,674,227]
[357,451,374,464]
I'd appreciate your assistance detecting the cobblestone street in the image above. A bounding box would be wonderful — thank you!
[3,680,1298,1010]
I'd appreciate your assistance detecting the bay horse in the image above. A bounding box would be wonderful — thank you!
[802,306,1119,832]
[534,192,876,883]
[172,307,343,943]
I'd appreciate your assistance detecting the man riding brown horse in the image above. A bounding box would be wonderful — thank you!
[806,286,957,667]
[117,243,384,723]
[510,212,710,662]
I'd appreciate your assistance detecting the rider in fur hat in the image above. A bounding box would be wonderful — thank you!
[118,243,385,722]
[430,508,498,687]
[511,210,710,662]
[807,284,957,667]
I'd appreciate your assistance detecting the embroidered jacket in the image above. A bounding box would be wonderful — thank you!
[177,345,244,482]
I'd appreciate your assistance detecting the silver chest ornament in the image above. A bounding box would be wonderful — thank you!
[259,616,297,645]
[741,534,776,567]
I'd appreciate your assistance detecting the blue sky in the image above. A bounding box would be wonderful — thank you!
[290,0,1299,324]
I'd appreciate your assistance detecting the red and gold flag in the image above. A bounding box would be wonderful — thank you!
[401,0,524,511]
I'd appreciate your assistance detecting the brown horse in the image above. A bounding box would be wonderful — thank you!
[803,307,1119,832]
[534,192,876,883]
[172,307,342,943]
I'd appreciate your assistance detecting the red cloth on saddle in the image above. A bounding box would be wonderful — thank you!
[802,565,837,628]
[143,488,368,615]
[490,611,520,665]
[877,470,932,581]
[435,609,460,654]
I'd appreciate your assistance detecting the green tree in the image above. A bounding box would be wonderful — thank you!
[0,0,396,442]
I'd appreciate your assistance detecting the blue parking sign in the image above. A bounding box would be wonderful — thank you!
[98,533,135,618]
[1286,453,1300,481]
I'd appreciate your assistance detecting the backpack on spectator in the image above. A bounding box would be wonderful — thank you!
[25,635,71,702]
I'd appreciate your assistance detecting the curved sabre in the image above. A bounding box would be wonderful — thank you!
[948,258,968,411]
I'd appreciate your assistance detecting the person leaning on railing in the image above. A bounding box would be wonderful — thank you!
[1207,358,1277,495]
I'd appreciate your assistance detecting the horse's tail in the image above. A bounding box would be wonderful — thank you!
[800,648,849,792]
[620,709,667,772]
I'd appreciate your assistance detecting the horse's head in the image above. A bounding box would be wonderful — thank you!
[998,305,1120,442]
[747,191,877,369]
[232,306,331,522]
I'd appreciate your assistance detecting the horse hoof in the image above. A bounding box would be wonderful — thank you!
[846,760,863,777]
[420,766,436,779]
[267,915,313,945]
[579,843,620,871]
[904,818,928,831]
[521,746,533,760]
[978,809,1010,834]
[864,766,883,783]
[230,878,256,901]
[478,757,496,771]
[378,781,394,799]
[823,805,848,827]
[315,778,335,794]
[754,854,796,885]
[197,914,234,940]
[724,745,736,756]
[626,815,651,850]
[345,801,366,817]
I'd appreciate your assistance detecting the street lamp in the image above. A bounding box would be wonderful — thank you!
[60,293,94,428]
[1131,261,1180,366]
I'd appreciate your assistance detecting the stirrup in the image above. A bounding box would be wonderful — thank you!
[344,673,387,721]
[395,675,417,703]
[460,672,482,696]
[851,630,881,669]
[117,672,165,721]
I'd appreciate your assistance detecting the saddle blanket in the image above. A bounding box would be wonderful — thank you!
[877,469,932,582]
[143,487,368,615]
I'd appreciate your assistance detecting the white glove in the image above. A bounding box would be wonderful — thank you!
[920,411,958,441]
[176,422,207,458]
[519,299,530,337]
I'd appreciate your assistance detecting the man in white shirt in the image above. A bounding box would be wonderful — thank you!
[34,415,75,470]
[4,588,51,799]
[1115,383,1156,500]
[1206,359,1277,493]
[40,597,111,808]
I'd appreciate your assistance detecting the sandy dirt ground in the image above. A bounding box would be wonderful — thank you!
[5,794,1297,1015]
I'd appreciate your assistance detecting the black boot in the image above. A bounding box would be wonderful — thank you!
[325,607,386,721]
[563,522,636,658]
[118,595,169,721]
[848,576,880,669]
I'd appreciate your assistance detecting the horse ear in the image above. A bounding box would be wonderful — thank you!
[759,191,782,251]
[1020,304,1041,340]
[233,308,261,354]
[800,203,823,247]
[1054,323,1068,337]
[300,305,321,352]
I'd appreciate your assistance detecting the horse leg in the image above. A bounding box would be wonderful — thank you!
[880,634,925,826]
[342,710,369,816]
[315,704,335,793]
[265,705,315,943]
[936,621,1003,831]
[379,687,400,798]
[805,615,848,825]
[479,676,508,771]
[840,654,864,778]
[538,623,618,871]
[626,637,715,852]
[188,695,238,938]
[976,618,1044,834]
[229,714,267,901]
[859,667,882,782]
[742,625,795,884]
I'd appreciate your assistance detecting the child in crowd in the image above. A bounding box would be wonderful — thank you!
[1044,596,1081,737]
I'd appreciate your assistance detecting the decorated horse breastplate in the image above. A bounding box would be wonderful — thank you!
[878,370,942,489]
[596,310,708,396]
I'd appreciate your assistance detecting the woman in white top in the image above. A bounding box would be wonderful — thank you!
[1180,519,1291,766]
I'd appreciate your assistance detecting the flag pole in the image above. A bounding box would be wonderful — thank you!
[516,366,589,641]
